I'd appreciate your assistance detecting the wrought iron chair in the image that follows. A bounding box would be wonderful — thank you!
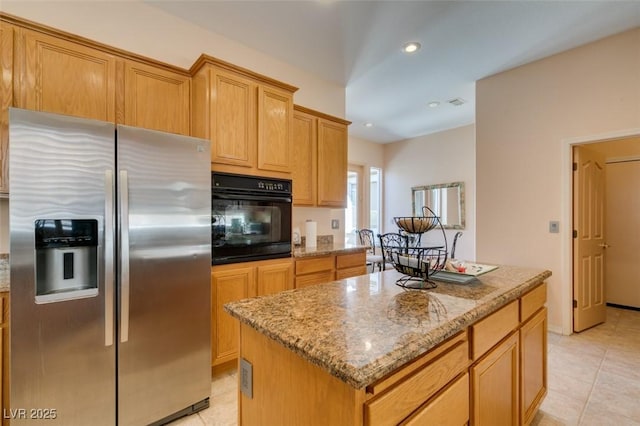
[378,232,409,271]
[451,231,463,259]
[356,229,384,272]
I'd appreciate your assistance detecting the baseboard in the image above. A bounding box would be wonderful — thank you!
[607,302,640,312]
[547,323,564,335]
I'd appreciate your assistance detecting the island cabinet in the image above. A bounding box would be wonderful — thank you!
[294,250,367,288]
[226,268,550,426]
[211,258,293,368]
[470,285,547,426]
[0,22,14,194]
[191,55,298,178]
[292,105,350,207]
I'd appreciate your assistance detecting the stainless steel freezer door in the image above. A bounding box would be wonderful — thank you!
[115,125,211,426]
[9,108,117,425]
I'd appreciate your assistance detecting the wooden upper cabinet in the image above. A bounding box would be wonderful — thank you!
[317,117,348,207]
[191,55,297,176]
[122,60,190,136]
[0,22,14,194]
[258,85,293,173]
[16,28,116,122]
[291,109,316,205]
[210,68,257,168]
[292,105,350,207]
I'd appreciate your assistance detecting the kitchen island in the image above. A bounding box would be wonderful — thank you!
[225,265,551,425]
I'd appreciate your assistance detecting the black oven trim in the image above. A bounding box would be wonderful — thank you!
[211,172,292,265]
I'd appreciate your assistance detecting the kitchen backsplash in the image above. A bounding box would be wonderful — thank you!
[0,253,8,287]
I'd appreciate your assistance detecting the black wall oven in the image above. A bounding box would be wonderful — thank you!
[211,172,292,265]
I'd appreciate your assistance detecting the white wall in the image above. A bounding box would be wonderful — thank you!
[1,2,347,251]
[383,124,476,261]
[476,28,640,333]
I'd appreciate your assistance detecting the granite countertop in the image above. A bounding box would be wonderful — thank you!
[293,243,366,258]
[0,254,9,292]
[225,265,551,389]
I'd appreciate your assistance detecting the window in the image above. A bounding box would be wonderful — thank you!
[345,165,383,245]
[369,167,382,236]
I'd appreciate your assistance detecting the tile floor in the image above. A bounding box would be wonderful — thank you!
[172,306,640,426]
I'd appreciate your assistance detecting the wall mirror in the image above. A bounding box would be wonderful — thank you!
[412,182,465,229]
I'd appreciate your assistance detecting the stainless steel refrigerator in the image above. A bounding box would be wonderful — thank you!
[9,108,211,425]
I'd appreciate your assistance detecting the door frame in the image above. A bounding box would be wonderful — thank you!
[560,127,640,335]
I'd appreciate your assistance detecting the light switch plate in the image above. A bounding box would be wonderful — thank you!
[549,221,560,233]
[331,219,340,229]
[240,358,253,399]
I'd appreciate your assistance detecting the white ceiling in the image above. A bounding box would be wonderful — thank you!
[147,1,640,143]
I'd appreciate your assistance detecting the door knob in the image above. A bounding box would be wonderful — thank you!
[598,243,610,249]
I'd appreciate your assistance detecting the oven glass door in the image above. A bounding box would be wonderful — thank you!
[212,194,292,264]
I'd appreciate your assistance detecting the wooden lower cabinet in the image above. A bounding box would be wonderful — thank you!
[471,332,520,426]
[295,251,366,288]
[401,373,469,426]
[211,258,292,367]
[364,332,470,426]
[236,282,547,425]
[520,307,547,425]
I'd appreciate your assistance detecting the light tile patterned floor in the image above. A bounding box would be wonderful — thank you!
[172,306,640,426]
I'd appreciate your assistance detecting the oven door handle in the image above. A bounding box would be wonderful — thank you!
[213,193,292,203]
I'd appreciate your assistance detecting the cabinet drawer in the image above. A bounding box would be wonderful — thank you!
[364,339,469,426]
[520,282,547,322]
[295,255,334,275]
[336,251,366,269]
[335,265,367,280]
[400,373,469,426]
[295,271,334,288]
[472,300,519,360]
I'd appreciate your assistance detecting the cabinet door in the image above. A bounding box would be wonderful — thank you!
[17,29,116,122]
[0,22,14,194]
[123,60,190,135]
[256,261,293,296]
[211,267,255,366]
[317,118,348,207]
[520,307,547,425]
[257,85,293,173]
[471,332,519,426]
[291,110,316,205]
[210,69,257,167]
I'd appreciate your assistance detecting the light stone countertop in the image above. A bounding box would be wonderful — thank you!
[0,254,8,292]
[225,265,551,389]
[292,243,366,258]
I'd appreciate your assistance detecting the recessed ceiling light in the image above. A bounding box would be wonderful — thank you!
[428,101,440,108]
[402,42,421,54]
[363,122,374,128]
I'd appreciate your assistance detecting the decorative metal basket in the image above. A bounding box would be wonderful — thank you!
[394,216,439,234]
[386,246,448,289]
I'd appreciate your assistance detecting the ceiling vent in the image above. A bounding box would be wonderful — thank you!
[448,98,466,106]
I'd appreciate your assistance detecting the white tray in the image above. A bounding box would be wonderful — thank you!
[431,263,498,284]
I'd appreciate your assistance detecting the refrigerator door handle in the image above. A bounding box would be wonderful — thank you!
[104,170,115,347]
[119,170,130,343]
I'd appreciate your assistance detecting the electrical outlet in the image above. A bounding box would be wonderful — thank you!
[549,221,560,233]
[240,358,253,399]
[331,219,339,229]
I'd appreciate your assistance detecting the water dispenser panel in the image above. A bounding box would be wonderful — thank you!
[35,219,99,303]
